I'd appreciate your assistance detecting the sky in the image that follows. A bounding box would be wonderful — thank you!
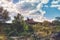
[42,0,60,19]
[13,0,19,3]
[17,0,60,22]
[0,0,60,22]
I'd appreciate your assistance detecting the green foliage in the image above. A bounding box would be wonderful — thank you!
[52,17,60,32]
[53,20,60,26]
[55,17,60,21]
[2,13,30,36]
[55,26,60,32]
[42,21,51,27]
[32,22,54,37]
[0,7,10,23]
[12,13,29,31]
[0,7,3,12]
[1,11,60,40]
[23,22,29,31]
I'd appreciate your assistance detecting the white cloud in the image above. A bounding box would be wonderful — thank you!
[16,0,50,22]
[0,0,19,13]
[19,0,40,3]
[0,0,19,23]
[51,0,60,10]
[41,0,49,4]
[58,7,60,10]
[0,0,54,22]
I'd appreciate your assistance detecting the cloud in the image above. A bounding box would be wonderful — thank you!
[0,0,54,22]
[51,0,60,10]
[16,0,49,22]
[0,0,19,23]
[0,0,19,13]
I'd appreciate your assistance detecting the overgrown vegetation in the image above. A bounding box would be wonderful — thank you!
[0,7,60,40]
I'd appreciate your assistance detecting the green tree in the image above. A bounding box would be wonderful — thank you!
[0,7,10,23]
[55,17,60,21]
[3,10,10,21]
[12,13,29,31]
[52,17,60,32]
[0,7,3,13]
[9,13,29,36]
[12,14,23,23]
[52,17,60,26]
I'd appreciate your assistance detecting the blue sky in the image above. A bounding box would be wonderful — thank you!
[13,0,60,20]
[13,0,19,3]
[42,7,60,19]
[42,0,60,19]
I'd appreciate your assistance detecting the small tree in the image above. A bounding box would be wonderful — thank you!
[0,7,3,13]
[52,17,60,26]
[3,10,10,21]
[0,7,10,23]
[11,13,29,36]
[12,14,23,24]
[55,17,60,21]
